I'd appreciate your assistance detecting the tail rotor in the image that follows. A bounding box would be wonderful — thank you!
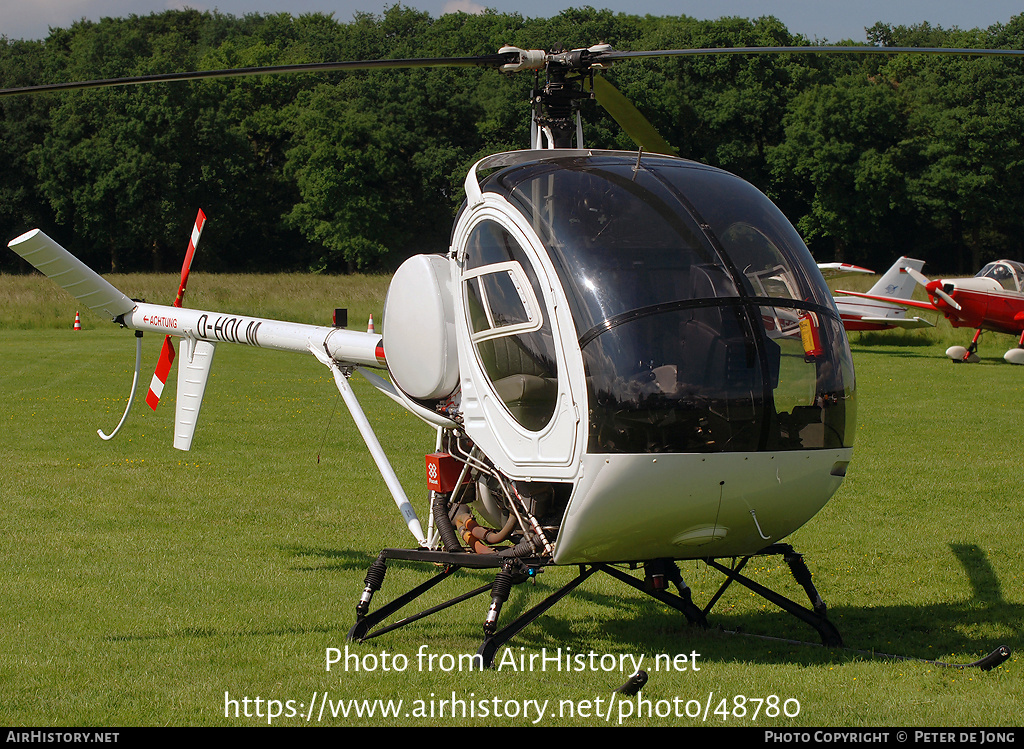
[146,210,206,410]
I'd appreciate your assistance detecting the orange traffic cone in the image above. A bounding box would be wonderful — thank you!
[367,314,375,334]
[73,312,81,331]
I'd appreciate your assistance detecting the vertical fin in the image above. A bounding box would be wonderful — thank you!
[868,257,926,299]
[173,338,217,451]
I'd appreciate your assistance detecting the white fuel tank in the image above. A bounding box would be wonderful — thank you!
[382,254,460,400]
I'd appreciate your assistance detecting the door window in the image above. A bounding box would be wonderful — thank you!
[463,220,559,431]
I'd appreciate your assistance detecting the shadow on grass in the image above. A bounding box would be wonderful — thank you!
[104,543,1019,673]
[848,345,1012,364]
[850,330,937,347]
[321,542,1019,671]
[849,345,947,361]
[278,543,379,572]
[501,588,1020,672]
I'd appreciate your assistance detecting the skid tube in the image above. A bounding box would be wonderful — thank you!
[345,543,841,668]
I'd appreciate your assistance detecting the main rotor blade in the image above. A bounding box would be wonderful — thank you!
[587,74,677,155]
[7,44,1023,99]
[0,53,512,98]
[595,45,1024,64]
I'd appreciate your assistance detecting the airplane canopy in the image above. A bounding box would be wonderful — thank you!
[976,260,1024,293]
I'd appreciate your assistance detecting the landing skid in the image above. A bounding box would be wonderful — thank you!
[347,543,841,667]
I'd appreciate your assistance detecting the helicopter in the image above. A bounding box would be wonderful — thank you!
[3,41,1017,670]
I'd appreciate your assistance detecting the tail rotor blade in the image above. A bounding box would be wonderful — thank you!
[146,335,176,410]
[175,209,206,305]
[147,210,206,411]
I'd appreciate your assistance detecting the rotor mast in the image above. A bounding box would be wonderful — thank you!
[500,44,612,149]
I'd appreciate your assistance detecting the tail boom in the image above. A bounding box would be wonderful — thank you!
[123,302,384,368]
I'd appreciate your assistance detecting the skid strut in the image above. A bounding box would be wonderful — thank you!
[347,543,843,667]
[702,543,842,647]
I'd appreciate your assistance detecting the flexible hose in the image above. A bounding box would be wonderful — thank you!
[432,493,464,553]
[483,514,518,544]
[498,538,537,558]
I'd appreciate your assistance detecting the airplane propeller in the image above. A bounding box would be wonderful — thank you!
[904,266,961,311]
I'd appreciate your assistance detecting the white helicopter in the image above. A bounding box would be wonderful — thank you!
[4,42,1015,670]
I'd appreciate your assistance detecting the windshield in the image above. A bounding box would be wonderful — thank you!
[484,154,855,454]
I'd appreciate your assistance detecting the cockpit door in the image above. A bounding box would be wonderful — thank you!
[451,197,583,481]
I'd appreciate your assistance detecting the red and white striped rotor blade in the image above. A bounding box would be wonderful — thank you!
[146,210,207,411]
[175,209,206,305]
[146,336,176,410]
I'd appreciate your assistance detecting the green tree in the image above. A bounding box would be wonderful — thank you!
[901,52,1024,270]
[768,73,915,264]
[281,7,523,271]
[0,38,55,268]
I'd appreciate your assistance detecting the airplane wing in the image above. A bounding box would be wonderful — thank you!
[859,315,935,329]
[835,289,940,312]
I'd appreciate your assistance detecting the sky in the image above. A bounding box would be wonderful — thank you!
[1,0,1022,44]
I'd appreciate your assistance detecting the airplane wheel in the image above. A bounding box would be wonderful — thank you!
[945,345,968,361]
[1004,348,1024,365]
[945,345,978,363]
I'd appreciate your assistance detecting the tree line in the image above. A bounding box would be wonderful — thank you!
[2,6,1024,275]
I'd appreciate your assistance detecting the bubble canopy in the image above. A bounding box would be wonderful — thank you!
[479,153,856,455]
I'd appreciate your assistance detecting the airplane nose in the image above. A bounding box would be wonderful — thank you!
[925,279,961,311]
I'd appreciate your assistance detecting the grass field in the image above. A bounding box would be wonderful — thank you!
[1,271,1021,727]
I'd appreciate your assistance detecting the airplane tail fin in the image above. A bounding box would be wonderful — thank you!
[868,257,926,299]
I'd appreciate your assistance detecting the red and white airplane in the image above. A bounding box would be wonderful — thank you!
[838,259,1024,364]
[824,257,935,332]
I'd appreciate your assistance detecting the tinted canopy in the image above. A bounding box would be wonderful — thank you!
[483,153,856,454]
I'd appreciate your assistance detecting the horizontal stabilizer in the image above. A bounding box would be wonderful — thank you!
[817,262,874,278]
[173,338,217,451]
[7,229,135,319]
